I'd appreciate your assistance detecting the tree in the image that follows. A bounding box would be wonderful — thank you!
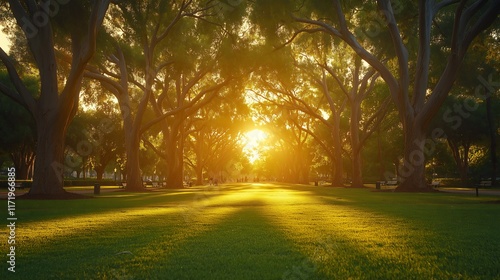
[86,0,246,189]
[0,0,111,196]
[431,96,488,184]
[84,1,194,190]
[84,112,123,180]
[0,71,37,180]
[253,65,347,186]
[142,1,248,188]
[250,94,315,184]
[185,95,250,185]
[307,45,391,188]
[290,0,499,191]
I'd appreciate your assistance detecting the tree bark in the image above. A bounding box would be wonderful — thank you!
[293,0,500,192]
[318,77,345,187]
[349,101,364,188]
[95,166,104,181]
[123,109,145,191]
[195,164,204,186]
[351,148,363,187]
[331,115,344,186]
[164,125,185,188]
[377,128,385,180]
[486,96,497,186]
[125,148,144,191]
[0,1,110,197]
[395,123,429,191]
[10,143,35,180]
[447,138,470,186]
[30,110,68,195]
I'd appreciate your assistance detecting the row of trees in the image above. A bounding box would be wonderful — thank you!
[1,0,252,195]
[0,0,498,196]
[248,0,499,190]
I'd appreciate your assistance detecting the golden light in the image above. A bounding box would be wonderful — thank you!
[0,28,11,53]
[242,129,268,164]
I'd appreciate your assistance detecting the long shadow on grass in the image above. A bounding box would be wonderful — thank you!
[12,203,326,279]
[10,207,188,279]
[285,186,500,279]
[134,206,330,280]
[14,187,237,249]
[9,184,499,279]
[9,187,264,279]
[16,190,199,222]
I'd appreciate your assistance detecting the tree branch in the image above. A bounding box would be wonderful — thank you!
[0,47,37,114]
[376,0,411,117]
[292,9,400,111]
[275,27,325,51]
[61,0,111,103]
[435,0,461,11]
[142,137,167,160]
[360,95,392,147]
[413,0,434,113]
[140,79,230,134]
[418,0,499,129]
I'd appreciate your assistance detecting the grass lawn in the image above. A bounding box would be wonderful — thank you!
[1,183,499,279]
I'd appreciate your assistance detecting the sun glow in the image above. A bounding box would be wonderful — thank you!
[242,129,268,164]
[0,27,11,53]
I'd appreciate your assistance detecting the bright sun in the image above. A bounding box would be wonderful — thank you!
[242,129,268,164]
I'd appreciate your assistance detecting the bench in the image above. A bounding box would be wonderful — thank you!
[476,181,492,188]
[385,180,398,186]
[152,182,159,188]
[375,180,398,189]
[431,180,441,187]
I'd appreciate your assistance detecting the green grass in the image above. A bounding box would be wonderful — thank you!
[1,183,500,279]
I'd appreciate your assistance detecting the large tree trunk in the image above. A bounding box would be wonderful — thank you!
[396,123,429,191]
[486,96,497,186]
[377,128,386,181]
[124,121,144,191]
[299,153,310,185]
[330,112,344,187]
[165,159,184,188]
[294,0,500,192]
[30,112,68,195]
[163,117,186,188]
[193,140,205,185]
[294,148,309,185]
[125,147,144,191]
[165,138,185,188]
[195,165,204,185]
[95,165,105,181]
[351,149,363,187]
[350,104,363,188]
[447,138,470,186]
[1,1,111,197]
[82,157,87,179]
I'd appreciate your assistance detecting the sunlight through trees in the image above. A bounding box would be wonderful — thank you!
[0,0,498,195]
